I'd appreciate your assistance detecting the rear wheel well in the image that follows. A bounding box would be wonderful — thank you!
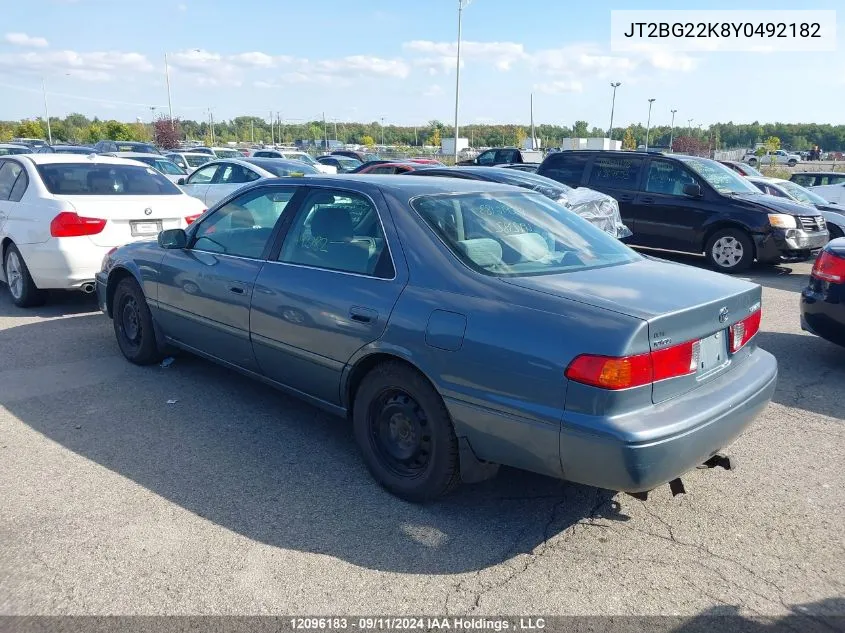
[345,353,434,415]
[105,268,136,318]
[702,223,757,259]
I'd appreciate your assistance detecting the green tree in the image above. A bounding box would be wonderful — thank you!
[573,120,589,137]
[361,135,375,148]
[428,128,440,148]
[104,120,133,141]
[622,127,637,150]
[15,119,45,139]
[515,127,527,147]
[86,121,105,144]
[0,123,12,142]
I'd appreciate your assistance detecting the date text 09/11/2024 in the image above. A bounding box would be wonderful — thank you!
[289,617,548,631]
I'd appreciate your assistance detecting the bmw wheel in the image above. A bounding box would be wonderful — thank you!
[3,244,46,308]
[353,361,460,502]
[705,229,754,273]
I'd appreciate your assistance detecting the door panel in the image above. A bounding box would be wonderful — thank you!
[632,159,709,252]
[250,187,407,404]
[155,185,301,370]
[180,163,218,205]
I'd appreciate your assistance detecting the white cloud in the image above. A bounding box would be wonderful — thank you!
[0,49,153,82]
[313,55,409,79]
[403,40,526,74]
[533,79,584,94]
[4,32,49,48]
[530,43,697,79]
[230,51,277,67]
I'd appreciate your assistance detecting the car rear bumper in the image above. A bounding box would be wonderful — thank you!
[17,239,109,290]
[755,229,828,263]
[558,346,778,493]
[801,282,845,347]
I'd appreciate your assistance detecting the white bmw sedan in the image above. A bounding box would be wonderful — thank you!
[0,154,206,307]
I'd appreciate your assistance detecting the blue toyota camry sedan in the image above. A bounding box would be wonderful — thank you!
[97,176,778,501]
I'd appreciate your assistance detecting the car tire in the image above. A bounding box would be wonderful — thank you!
[788,159,797,167]
[747,158,757,166]
[353,361,460,502]
[705,228,755,273]
[829,224,844,240]
[112,277,162,365]
[3,244,46,308]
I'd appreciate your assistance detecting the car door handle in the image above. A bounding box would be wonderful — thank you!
[229,285,246,295]
[640,196,655,204]
[349,306,377,323]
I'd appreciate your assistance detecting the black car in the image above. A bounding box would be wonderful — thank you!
[457,147,543,167]
[94,140,160,154]
[801,238,845,347]
[537,150,829,272]
[790,172,845,188]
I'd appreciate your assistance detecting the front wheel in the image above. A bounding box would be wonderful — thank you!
[112,277,162,365]
[788,159,797,167]
[828,223,844,240]
[747,158,758,166]
[3,244,46,308]
[353,362,460,502]
[705,229,754,273]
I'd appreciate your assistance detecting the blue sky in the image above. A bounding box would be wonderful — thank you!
[0,0,842,128]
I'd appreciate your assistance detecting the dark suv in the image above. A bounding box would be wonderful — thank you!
[458,147,543,167]
[537,150,828,272]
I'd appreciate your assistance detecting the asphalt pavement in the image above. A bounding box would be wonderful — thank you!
[0,256,842,618]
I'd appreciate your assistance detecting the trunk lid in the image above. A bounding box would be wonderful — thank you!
[61,194,205,247]
[502,257,762,403]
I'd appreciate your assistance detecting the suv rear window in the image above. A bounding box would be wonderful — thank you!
[588,156,644,190]
[37,163,182,195]
[539,153,590,187]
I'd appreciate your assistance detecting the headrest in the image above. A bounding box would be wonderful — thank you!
[456,238,503,268]
[502,232,550,263]
[311,207,354,241]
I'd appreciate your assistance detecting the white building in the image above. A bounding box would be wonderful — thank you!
[441,137,469,155]
[559,138,621,151]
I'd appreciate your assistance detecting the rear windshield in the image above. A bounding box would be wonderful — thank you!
[37,163,182,196]
[410,191,639,277]
[214,149,241,158]
[116,143,158,153]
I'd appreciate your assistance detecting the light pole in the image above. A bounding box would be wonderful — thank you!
[164,54,174,123]
[381,117,385,146]
[453,0,472,164]
[41,78,53,145]
[608,82,621,139]
[688,118,693,136]
[644,98,656,151]
[668,109,677,152]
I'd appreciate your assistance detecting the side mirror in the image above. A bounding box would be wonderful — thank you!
[683,183,702,197]
[158,228,188,249]
[177,177,186,185]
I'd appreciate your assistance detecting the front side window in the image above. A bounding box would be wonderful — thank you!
[588,156,644,190]
[36,163,181,195]
[476,151,496,166]
[644,160,696,195]
[191,187,297,259]
[278,189,393,278]
[184,155,209,168]
[410,191,639,277]
[0,161,23,200]
[187,164,219,184]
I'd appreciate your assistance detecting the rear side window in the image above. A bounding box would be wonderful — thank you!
[540,153,590,186]
[0,161,24,200]
[823,175,845,186]
[644,160,695,195]
[36,163,181,195]
[588,156,644,190]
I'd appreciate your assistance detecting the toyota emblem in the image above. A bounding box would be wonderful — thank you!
[718,307,729,323]
[144,208,152,216]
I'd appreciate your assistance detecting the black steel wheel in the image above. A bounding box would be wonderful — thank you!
[353,361,460,502]
[112,277,162,365]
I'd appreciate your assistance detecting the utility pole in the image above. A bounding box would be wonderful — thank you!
[323,112,328,152]
[453,0,472,164]
[530,93,536,150]
[41,78,53,145]
[644,98,656,151]
[164,54,174,123]
[381,117,385,146]
[270,110,274,146]
[250,119,254,144]
[277,112,282,145]
[688,118,693,136]
[209,109,215,146]
[608,82,621,139]
[333,119,338,143]
[669,109,677,152]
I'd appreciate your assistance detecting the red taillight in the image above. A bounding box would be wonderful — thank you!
[651,340,699,381]
[50,212,106,238]
[729,308,762,353]
[811,250,845,283]
[565,353,653,390]
[185,210,205,225]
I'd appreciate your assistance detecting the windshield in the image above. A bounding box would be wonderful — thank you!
[740,163,763,177]
[778,180,828,206]
[37,163,182,196]
[283,153,318,165]
[184,155,209,168]
[214,149,241,158]
[410,191,639,277]
[153,159,186,175]
[681,157,760,194]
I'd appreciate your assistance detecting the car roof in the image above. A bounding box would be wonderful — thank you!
[256,174,522,196]
[241,157,313,171]
[792,171,842,176]
[167,151,209,157]
[20,153,146,166]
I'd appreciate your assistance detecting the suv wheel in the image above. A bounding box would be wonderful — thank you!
[747,158,758,166]
[705,229,754,273]
[787,159,797,167]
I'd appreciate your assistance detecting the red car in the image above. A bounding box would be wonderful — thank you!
[407,157,444,165]
[355,162,422,174]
